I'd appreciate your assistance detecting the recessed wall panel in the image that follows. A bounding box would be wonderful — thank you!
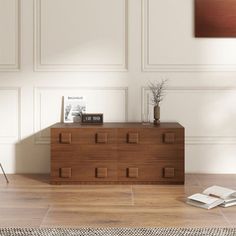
[142,0,236,71]
[0,88,20,143]
[35,0,127,71]
[142,87,236,144]
[0,0,20,71]
[34,87,128,143]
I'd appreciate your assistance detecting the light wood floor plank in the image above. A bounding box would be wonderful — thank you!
[41,205,230,228]
[0,207,48,227]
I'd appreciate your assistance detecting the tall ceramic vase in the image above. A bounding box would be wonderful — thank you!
[154,104,160,125]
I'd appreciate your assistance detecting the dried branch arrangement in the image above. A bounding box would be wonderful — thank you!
[148,79,167,106]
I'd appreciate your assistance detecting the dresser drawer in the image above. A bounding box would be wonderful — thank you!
[51,162,117,182]
[51,128,116,145]
[117,161,184,183]
[117,128,184,145]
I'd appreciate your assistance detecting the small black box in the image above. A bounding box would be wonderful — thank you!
[81,113,103,124]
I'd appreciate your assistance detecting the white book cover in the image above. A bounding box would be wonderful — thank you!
[63,96,86,123]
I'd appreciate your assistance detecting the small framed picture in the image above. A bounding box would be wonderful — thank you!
[63,96,86,123]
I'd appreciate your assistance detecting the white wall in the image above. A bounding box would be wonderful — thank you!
[1,0,236,174]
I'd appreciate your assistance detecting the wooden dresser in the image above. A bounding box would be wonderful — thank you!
[50,122,184,184]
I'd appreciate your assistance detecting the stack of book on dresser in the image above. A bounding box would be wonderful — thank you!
[187,186,236,209]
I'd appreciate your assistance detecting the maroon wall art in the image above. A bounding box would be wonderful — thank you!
[195,0,236,37]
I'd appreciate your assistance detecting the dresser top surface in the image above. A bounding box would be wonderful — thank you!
[51,122,184,129]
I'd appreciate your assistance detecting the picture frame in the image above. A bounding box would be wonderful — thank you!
[63,96,86,123]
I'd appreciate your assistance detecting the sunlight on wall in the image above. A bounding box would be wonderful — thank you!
[186,145,236,174]
[203,92,236,130]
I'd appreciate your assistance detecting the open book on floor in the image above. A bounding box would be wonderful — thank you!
[187,185,236,209]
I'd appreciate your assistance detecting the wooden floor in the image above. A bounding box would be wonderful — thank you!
[0,174,236,228]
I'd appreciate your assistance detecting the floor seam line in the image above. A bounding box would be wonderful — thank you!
[40,205,52,228]
[218,208,233,228]
[131,185,134,206]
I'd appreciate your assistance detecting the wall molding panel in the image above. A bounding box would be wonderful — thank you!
[0,87,21,143]
[142,86,236,145]
[142,0,236,72]
[34,87,128,144]
[0,0,20,71]
[34,0,128,72]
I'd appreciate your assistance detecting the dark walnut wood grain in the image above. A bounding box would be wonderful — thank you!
[50,122,185,184]
[195,0,236,37]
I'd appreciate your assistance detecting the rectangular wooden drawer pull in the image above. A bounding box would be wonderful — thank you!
[128,132,139,144]
[60,168,72,178]
[96,168,108,178]
[127,167,139,178]
[163,167,175,178]
[60,132,72,144]
[163,132,175,144]
[96,132,108,143]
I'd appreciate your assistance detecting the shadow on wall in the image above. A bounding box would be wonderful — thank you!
[14,100,64,174]
[15,128,52,175]
[14,99,65,174]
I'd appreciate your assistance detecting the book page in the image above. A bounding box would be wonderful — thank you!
[203,186,236,199]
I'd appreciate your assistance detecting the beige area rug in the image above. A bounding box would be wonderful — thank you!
[0,228,235,236]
